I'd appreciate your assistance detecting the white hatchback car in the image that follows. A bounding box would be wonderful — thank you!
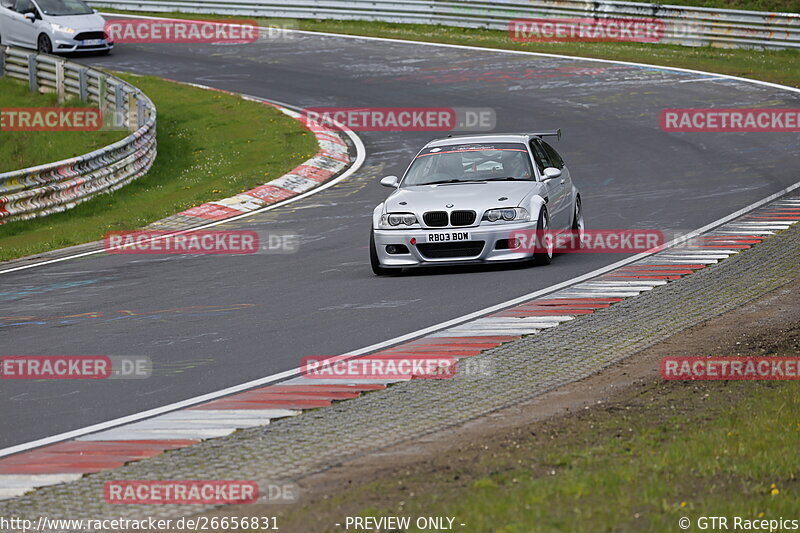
[0,0,112,54]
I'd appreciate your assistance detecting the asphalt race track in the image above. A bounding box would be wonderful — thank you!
[1,31,798,449]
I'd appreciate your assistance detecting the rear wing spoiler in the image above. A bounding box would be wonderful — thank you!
[531,129,562,141]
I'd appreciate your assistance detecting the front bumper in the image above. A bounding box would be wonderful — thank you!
[54,36,113,53]
[373,221,538,268]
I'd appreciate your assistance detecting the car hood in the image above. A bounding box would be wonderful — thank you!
[385,181,539,214]
[44,13,106,31]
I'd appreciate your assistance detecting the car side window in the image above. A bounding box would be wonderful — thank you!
[541,140,565,170]
[14,0,35,13]
[529,140,548,175]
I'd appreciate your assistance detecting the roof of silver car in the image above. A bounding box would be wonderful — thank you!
[425,130,561,148]
[425,134,529,147]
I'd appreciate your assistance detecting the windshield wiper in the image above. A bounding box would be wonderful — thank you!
[483,176,530,181]
[423,179,484,185]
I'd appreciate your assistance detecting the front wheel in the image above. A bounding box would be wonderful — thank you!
[37,34,53,54]
[571,196,585,248]
[532,208,553,266]
[370,231,392,276]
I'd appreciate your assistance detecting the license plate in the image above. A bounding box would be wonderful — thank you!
[82,39,104,46]
[426,231,469,243]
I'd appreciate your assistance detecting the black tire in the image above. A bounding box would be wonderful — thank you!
[37,34,52,54]
[532,208,553,266]
[571,195,585,249]
[370,231,392,276]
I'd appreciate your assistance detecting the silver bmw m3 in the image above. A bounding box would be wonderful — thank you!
[370,131,583,275]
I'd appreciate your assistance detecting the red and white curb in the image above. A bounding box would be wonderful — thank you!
[1,193,797,500]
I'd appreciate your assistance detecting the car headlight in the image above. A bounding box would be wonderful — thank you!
[483,207,529,223]
[50,23,76,34]
[380,213,418,228]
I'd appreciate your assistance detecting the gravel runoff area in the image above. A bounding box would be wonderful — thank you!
[1,200,799,527]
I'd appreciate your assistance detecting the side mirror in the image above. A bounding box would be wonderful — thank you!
[542,167,562,181]
[24,11,36,21]
[380,175,399,188]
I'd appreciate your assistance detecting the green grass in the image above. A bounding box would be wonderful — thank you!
[99,11,800,89]
[0,74,318,261]
[273,375,800,533]
[0,77,127,171]
[623,0,798,11]
[391,382,800,532]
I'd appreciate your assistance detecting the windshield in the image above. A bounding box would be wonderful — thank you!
[402,143,534,187]
[35,0,92,16]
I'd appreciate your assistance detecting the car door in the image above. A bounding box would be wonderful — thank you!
[0,0,12,44]
[0,0,23,46]
[540,139,574,230]
[6,0,38,48]
[530,138,569,229]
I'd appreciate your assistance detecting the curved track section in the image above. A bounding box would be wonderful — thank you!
[1,31,798,450]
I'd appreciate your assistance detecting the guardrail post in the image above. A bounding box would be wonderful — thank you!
[78,68,88,102]
[27,54,38,93]
[98,76,108,127]
[0,47,5,77]
[127,91,138,131]
[55,59,65,103]
[136,98,145,129]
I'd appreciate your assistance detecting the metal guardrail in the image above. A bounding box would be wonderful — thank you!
[0,46,157,223]
[88,0,799,50]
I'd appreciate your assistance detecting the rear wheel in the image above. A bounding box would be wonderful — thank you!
[37,34,52,54]
[532,208,553,266]
[370,231,392,276]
